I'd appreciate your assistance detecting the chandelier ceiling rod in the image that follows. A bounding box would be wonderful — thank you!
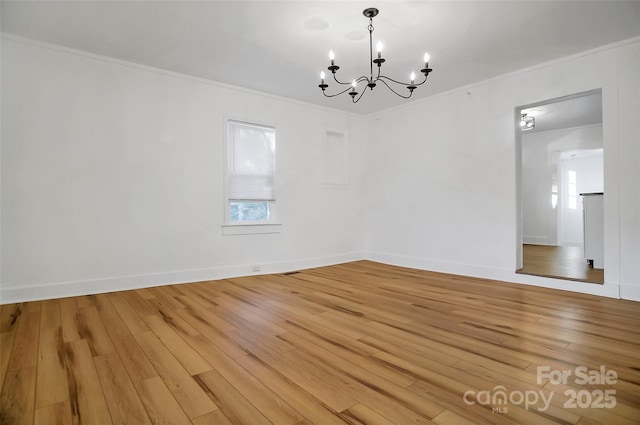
[318,7,433,103]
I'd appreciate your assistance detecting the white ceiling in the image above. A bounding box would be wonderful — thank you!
[2,1,640,115]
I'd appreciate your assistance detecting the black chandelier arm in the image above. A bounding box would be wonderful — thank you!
[351,86,369,103]
[377,73,427,87]
[331,72,353,85]
[413,73,430,86]
[331,73,370,86]
[321,85,355,98]
[378,79,414,99]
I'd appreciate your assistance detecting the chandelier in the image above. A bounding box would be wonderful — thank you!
[318,7,433,103]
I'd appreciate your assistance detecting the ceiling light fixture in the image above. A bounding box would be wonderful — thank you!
[520,113,535,130]
[318,8,433,103]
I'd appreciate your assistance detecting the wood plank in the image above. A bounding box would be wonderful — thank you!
[144,314,212,376]
[111,289,156,324]
[34,401,72,425]
[172,295,237,332]
[187,334,305,425]
[191,410,234,425]
[406,379,523,425]
[75,306,115,356]
[39,300,61,330]
[339,403,398,425]
[235,342,358,413]
[94,352,152,425]
[172,307,249,359]
[279,338,444,423]
[35,327,68,408]
[233,351,352,425]
[277,321,416,388]
[63,339,112,425]
[134,377,191,425]
[194,369,273,425]
[0,367,37,425]
[0,303,24,333]
[432,409,484,425]
[7,311,40,371]
[108,294,150,335]
[92,294,157,383]
[0,332,15,389]
[143,287,186,311]
[142,297,199,338]
[59,298,81,343]
[133,331,218,419]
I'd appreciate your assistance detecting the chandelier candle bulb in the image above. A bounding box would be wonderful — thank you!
[329,50,335,65]
[410,72,415,84]
[318,71,328,90]
[349,80,358,99]
[376,41,383,59]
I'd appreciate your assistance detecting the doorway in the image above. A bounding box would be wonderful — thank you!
[516,89,604,283]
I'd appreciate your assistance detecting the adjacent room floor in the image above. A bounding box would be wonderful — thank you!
[1,261,638,424]
[518,244,605,284]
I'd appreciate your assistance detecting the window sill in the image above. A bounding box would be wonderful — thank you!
[222,223,283,236]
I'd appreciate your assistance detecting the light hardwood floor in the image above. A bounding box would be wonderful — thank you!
[1,261,639,425]
[518,244,605,284]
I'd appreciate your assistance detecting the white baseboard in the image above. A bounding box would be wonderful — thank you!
[522,236,555,245]
[365,251,508,282]
[0,252,363,304]
[620,283,640,301]
[2,251,631,304]
[364,251,621,299]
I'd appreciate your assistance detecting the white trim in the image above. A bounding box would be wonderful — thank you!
[0,252,362,304]
[620,283,640,302]
[1,251,633,304]
[522,122,603,137]
[368,36,640,118]
[7,32,638,120]
[0,33,361,118]
[222,223,282,235]
[522,236,555,245]
[364,251,621,299]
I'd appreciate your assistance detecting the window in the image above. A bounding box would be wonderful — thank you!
[226,120,276,225]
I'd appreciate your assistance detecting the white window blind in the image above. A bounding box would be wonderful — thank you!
[228,121,276,202]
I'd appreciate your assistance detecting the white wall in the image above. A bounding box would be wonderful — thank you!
[365,39,640,301]
[2,36,639,303]
[560,152,603,246]
[521,131,558,246]
[0,37,366,303]
[521,125,603,246]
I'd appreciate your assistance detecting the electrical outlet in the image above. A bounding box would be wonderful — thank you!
[251,265,261,272]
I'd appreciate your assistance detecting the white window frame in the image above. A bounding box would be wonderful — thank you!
[222,118,281,235]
